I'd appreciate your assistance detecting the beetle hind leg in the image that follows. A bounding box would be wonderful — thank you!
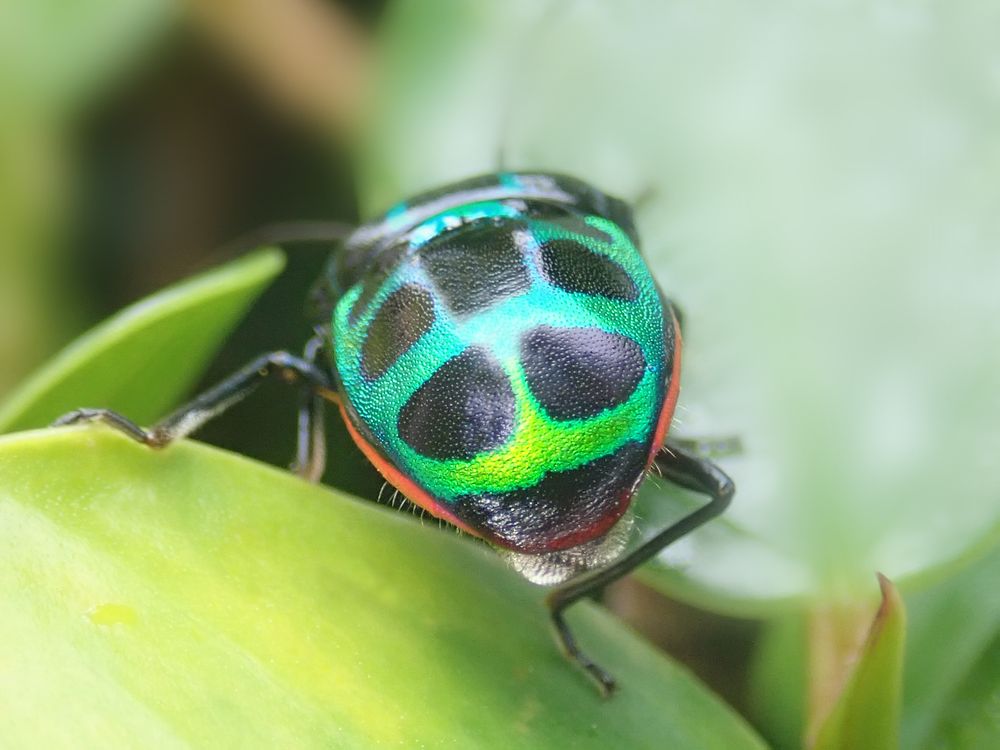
[544,443,733,696]
[547,601,618,697]
[670,434,744,460]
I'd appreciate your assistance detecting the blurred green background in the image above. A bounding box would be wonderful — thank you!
[0,0,384,494]
[2,1,999,748]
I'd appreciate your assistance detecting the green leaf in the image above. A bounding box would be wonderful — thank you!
[813,575,906,750]
[0,249,284,433]
[903,545,1000,748]
[0,0,178,117]
[0,0,179,394]
[748,614,807,750]
[363,0,1000,614]
[0,428,767,749]
[924,630,1000,749]
[747,544,1000,749]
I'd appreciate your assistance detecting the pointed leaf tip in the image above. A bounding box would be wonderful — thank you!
[812,574,906,750]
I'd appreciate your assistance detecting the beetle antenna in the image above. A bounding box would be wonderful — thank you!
[214,221,354,260]
[188,221,356,277]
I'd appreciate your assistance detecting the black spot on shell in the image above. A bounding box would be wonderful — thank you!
[521,326,645,421]
[348,242,410,324]
[420,226,530,316]
[360,284,435,380]
[540,239,638,301]
[452,441,646,552]
[398,347,515,460]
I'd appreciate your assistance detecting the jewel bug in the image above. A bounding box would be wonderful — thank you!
[56,171,734,695]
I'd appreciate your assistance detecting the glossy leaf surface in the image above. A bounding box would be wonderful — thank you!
[0,428,766,749]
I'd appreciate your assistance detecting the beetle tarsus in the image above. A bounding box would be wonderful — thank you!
[545,443,733,696]
[290,334,329,482]
[548,600,618,697]
[52,350,332,457]
[53,408,160,446]
[670,435,744,459]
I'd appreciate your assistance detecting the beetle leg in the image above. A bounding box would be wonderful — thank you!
[546,443,733,696]
[668,301,685,333]
[670,435,744,459]
[53,351,331,453]
[292,387,327,482]
[548,600,618,697]
[291,334,338,482]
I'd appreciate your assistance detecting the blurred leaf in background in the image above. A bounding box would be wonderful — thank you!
[902,546,1000,749]
[0,0,179,393]
[363,0,1000,744]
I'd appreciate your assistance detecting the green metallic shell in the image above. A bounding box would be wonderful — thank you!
[329,181,670,555]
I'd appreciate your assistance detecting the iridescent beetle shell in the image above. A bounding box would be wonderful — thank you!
[321,173,680,583]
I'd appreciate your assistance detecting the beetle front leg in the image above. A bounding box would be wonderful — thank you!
[54,351,331,452]
[292,387,328,482]
[546,443,734,696]
[291,334,340,482]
